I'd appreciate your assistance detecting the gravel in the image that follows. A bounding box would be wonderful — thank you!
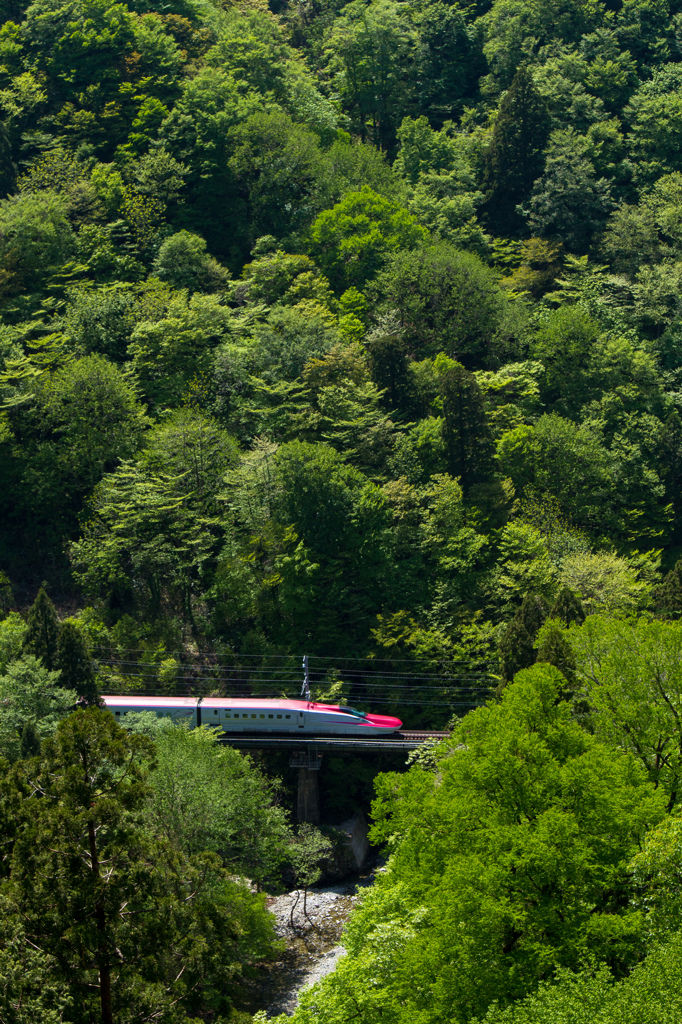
[255,872,376,1016]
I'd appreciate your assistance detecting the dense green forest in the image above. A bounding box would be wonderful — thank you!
[4,0,682,685]
[4,0,682,1016]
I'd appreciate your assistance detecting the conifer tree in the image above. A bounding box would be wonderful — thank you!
[19,720,41,759]
[439,362,494,491]
[550,586,586,626]
[536,621,576,687]
[55,623,100,706]
[653,560,682,619]
[499,592,548,683]
[482,66,551,235]
[0,570,12,618]
[22,586,60,670]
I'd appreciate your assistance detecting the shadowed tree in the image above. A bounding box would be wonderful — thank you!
[55,623,100,707]
[550,586,586,626]
[483,66,551,235]
[22,587,60,671]
[499,592,549,683]
[439,362,494,491]
[653,560,682,619]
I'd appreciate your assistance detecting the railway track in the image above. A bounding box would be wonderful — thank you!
[397,730,450,741]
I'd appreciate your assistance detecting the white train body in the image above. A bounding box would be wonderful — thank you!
[102,695,402,736]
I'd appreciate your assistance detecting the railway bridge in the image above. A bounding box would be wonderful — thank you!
[220,730,449,823]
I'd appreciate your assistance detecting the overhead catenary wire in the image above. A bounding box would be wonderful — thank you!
[91,646,490,667]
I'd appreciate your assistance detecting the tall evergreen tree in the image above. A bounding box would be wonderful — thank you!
[439,362,494,491]
[22,586,60,670]
[499,592,549,683]
[660,412,682,542]
[0,570,12,618]
[365,319,415,415]
[536,621,576,687]
[653,560,682,619]
[482,66,551,235]
[550,586,586,626]
[55,623,100,706]
[19,720,41,759]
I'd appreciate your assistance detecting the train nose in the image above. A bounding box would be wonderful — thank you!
[366,713,402,730]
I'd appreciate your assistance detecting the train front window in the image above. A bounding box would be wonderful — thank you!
[339,706,368,718]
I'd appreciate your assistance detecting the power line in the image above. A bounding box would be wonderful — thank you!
[94,675,489,692]
[94,661,492,684]
[91,646,490,667]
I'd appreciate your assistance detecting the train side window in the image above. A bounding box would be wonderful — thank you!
[251,713,257,719]
[226,713,231,718]
[277,714,282,719]
[260,713,265,719]
[115,711,120,716]
[213,710,218,716]
[268,714,273,719]
[285,714,291,719]
[234,713,239,718]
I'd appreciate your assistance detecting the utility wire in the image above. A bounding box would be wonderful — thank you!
[92,647,489,666]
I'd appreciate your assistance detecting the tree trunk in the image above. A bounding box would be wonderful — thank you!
[88,820,114,1024]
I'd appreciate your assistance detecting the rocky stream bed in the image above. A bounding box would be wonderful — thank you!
[253,867,378,1017]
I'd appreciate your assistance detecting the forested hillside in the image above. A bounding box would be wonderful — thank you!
[2,0,682,701]
[5,0,682,1019]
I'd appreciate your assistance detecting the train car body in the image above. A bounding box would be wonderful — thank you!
[102,695,402,736]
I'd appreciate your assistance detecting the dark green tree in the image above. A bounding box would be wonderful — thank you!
[365,317,416,415]
[0,570,12,618]
[482,66,551,235]
[55,623,100,706]
[499,592,549,683]
[19,720,41,760]
[439,362,494,490]
[2,708,277,1022]
[524,129,613,251]
[550,586,586,626]
[535,620,576,687]
[371,242,505,365]
[659,412,682,542]
[22,587,60,671]
[653,560,682,619]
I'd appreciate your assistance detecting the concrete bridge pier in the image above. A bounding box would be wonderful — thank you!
[291,749,323,824]
[296,767,320,823]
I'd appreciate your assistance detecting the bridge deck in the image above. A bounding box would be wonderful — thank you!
[219,731,449,753]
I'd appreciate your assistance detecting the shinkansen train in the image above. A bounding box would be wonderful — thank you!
[102,695,402,736]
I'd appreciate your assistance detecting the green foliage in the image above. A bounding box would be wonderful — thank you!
[371,242,505,365]
[308,186,426,292]
[54,621,99,705]
[566,615,682,802]
[0,708,278,1021]
[152,230,228,293]
[483,67,551,235]
[287,665,664,1024]
[0,654,76,760]
[22,585,59,669]
[523,129,613,251]
[0,611,25,672]
[498,592,549,681]
[6,0,682,1014]
[146,725,292,884]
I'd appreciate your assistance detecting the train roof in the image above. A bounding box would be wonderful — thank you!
[102,695,346,713]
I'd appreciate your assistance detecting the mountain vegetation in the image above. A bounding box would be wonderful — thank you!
[3,0,682,1016]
